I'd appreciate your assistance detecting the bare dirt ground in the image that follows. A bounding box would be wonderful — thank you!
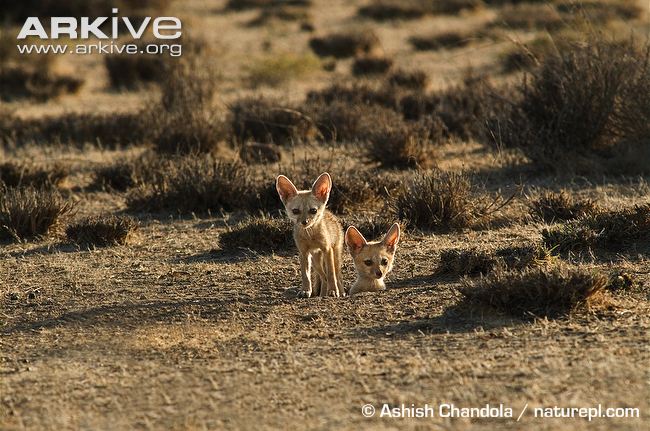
[1,0,650,430]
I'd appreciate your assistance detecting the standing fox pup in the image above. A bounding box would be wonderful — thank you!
[276,172,345,298]
[345,223,400,295]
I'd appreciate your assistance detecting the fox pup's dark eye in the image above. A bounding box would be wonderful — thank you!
[309,208,317,214]
[291,208,300,215]
[380,258,388,266]
[363,259,373,266]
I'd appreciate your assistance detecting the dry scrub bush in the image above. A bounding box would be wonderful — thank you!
[437,243,553,276]
[66,215,138,247]
[225,0,311,10]
[309,31,381,58]
[219,217,294,253]
[388,69,429,90]
[0,63,83,101]
[529,190,598,222]
[489,38,650,173]
[542,204,650,252]
[0,162,68,188]
[358,0,481,21]
[0,186,74,241]
[367,119,438,169]
[400,74,499,141]
[460,264,610,319]
[352,56,394,76]
[151,49,224,154]
[230,98,318,145]
[93,152,166,192]
[409,32,472,51]
[392,170,508,231]
[104,42,166,89]
[1,112,147,148]
[126,156,273,214]
[247,4,312,26]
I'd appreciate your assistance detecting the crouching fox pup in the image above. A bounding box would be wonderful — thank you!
[276,172,345,298]
[345,223,400,295]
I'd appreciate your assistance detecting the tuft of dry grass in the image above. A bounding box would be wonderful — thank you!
[0,65,83,101]
[66,215,138,247]
[239,142,282,164]
[555,0,643,24]
[352,56,393,76]
[388,69,429,90]
[0,162,68,188]
[358,0,481,20]
[437,243,553,276]
[367,119,437,169]
[309,31,381,58]
[104,45,166,90]
[391,170,505,231]
[409,31,473,51]
[493,3,565,31]
[219,217,294,253]
[2,111,147,148]
[247,4,311,26]
[225,0,311,11]
[529,190,599,222]
[489,37,650,173]
[125,156,274,214]
[542,204,650,252]
[460,264,611,319]
[305,101,399,142]
[0,186,74,241]
[230,97,318,145]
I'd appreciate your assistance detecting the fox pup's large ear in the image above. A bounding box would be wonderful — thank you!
[382,223,400,252]
[311,172,331,204]
[345,226,367,255]
[276,175,298,203]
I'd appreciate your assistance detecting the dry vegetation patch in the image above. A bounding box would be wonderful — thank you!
[358,0,482,20]
[529,190,599,222]
[0,162,68,188]
[66,215,138,247]
[0,63,83,102]
[460,264,611,319]
[219,217,293,253]
[352,56,394,76]
[437,243,553,276]
[0,186,74,241]
[542,204,650,252]
[309,31,381,58]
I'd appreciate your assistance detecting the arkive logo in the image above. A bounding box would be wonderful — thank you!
[17,8,182,40]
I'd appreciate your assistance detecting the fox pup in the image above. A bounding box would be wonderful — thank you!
[276,172,345,298]
[345,223,400,295]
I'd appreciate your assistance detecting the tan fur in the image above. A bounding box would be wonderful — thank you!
[345,223,400,295]
[276,172,345,298]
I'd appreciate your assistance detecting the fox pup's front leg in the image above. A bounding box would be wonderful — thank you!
[298,251,313,298]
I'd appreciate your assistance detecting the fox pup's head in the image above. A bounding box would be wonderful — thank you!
[345,223,400,280]
[276,172,331,229]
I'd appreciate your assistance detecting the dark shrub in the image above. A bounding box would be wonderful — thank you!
[352,56,393,76]
[388,69,429,90]
[219,217,293,253]
[0,66,83,101]
[0,162,68,188]
[529,190,598,222]
[66,215,138,247]
[0,186,74,241]
[309,31,380,58]
[460,264,610,319]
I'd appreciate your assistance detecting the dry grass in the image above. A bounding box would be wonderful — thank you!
[460,264,611,319]
[230,98,318,144]
[125,156,272,214]
[529,190,599,222]
[391,170,505,231]
[0,65,83,101]
[409,31,473,51]
[489,37,650,172]
[309,30,381,58]
[351,56,393,76]
[104,45,166,90]
[367,119,437,169]
[238,142,282,164]
[0,162,68,188]
[437,243,553,276]
[542,204,650,252]
[493,3,566,31]
[219,217,293,253]
[66,215,139,247]
[358,0,482,20]
[0,186,74,241]
[387,68,429,90]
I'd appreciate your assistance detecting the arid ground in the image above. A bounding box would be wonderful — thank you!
[1,0,649,430]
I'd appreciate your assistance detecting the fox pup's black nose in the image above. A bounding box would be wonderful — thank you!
[301,220,308,226]
[375,270,383,278]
